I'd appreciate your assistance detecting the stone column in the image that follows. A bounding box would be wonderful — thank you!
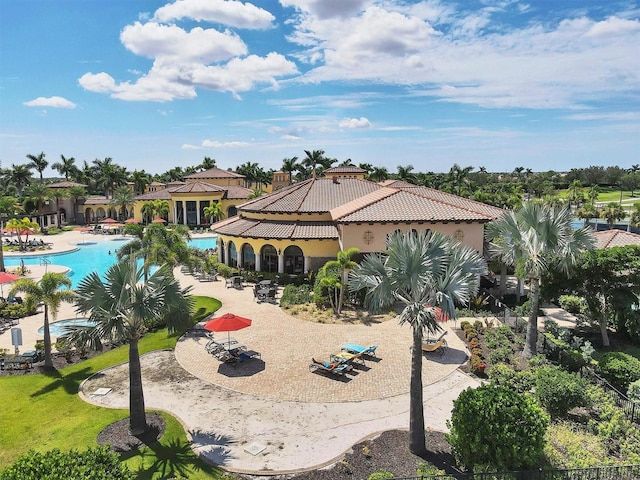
[255,253,261,272]
[278,254,284,274]
[196,201,201,225]
[304,255,311,273]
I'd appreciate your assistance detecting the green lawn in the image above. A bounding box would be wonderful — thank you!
[0,295,224,479]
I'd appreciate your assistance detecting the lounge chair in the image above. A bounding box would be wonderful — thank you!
[341,343,378,358]
[309,358,352,375]
[423,330,447,345]
[421,337,447,356]
[224,349,261,367]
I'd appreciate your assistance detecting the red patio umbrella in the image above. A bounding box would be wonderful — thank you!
[204,313,252,344]
[124,218,139,224]
[0,271,20,297]
[101,218,117,223]
[151,218,167,223]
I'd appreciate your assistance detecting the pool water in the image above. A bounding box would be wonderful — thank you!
[38,318,96,337]
[5,236,216,288]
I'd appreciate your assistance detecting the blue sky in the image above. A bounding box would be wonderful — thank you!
[1,0,639,176]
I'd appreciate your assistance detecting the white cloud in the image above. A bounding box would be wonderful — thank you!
[564,111,640,121]
[181,143,201,150]
[201,139,250,147]
[154,0,275,28]
[23,96,76,109]
[338,116,371,128]
[585,16,640,37]
[281,134,303,140]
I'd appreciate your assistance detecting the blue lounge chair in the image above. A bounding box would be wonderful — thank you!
[341,343,377,358]
[309,358,351,376]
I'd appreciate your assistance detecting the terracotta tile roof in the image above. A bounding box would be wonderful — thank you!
[80,195,111,205]
[593,229,640,249]
[167,180,186,186]
[134,190,173,201]
[224,186,253,199]
[381,181,505,219]
[185,167,244,179]
[331,188,496,223]
[149,181,165,186]
[169,181,226,194]
[324,165,367,175]
[212,216,338,239]
[48,180,87,188]
[239,178,380,213]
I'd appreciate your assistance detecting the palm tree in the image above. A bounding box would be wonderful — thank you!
[5,217,39,250]
[302,150,326,179]
[110,185,135,221]
[8,164,33,196]
[50,188,68,227]
[129,170,150,194]
[348,231,486,455]
[566,180,584,211]
[486,203,594,358]
[321,248,359,314]
[198,156,216,171]
[140,201,155,224]
[577,202,599,227]
[630,204,640,229]
[600,202,626,229]
[281,157,299,185]
[26,152,48,182]
[203,202,224,224]
[93,157,127,199]
[73,258,192,434]
[396,164,416,184]
[24,182,51,229]
[447,164,474,196]
[153,200,170,221]
[51,154,78,180]
[117,223,191,280]
[368,166,389,183]
[9,272,74,368]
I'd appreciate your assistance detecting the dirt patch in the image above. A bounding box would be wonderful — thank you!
[246,430,456,480]
[97,413,165,452]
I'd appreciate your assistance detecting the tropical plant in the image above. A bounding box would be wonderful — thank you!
[5,217,39,250]
[23,182,51,229]
[92,157,127,199]
[0,196,22,272]
[368,166,389,182]
[72,258,193,434]
[280,157,298,185]
[203,202,224,224]
[8,272,74,368]
[116,223,191,280]
[51,154,79,180]
[486,204,594,358]
[631,204,640,229]
[577,202,599,227]
[140,201,155,224]
[348,230,486,455]
[66,185,87,223]
[319,248,359,315]
[7,164,33,196]
[600,202,626,229]
[198,156,216,171]
[110,185,135,221]
[534,366,589,418]
[396,164,416,184]
[26,151,48,182]
[153,199,170,220]
[129,169,150,194]
[446,384,549,472]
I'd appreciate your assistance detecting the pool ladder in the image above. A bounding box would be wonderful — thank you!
[40,257,51,273]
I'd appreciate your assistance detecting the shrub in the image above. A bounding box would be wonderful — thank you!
[598,352,640,391]
[544,422,610,468]
[368,471,394,480]
[628,379,640,403]
[279,284,312,308]
[446,384,549,471]
[214,263,236,279]
[416,463,445,476]
[558,295,586,315]
[460,320,473,331]
[534,366,589,418]
[0,446,133,479]
[488,346,513,365]
[473,320,484,332]
[488,363,534,394]
[470,354,487,375]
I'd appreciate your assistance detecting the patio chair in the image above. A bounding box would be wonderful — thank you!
[421,337,447,356]
[224,349,261,367]
[423,330,447,345]
[309,358,352,376]
[341,343,378,358]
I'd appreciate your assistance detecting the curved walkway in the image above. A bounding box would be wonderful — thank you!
[3,231,480,474]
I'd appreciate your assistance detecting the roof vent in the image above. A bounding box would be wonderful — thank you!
[332,176,340,184]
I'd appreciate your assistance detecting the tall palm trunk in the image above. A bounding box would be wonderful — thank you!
[409,328,427,456]
[128,337,147,435]
[523,277,540,359]
[43,305,53,368]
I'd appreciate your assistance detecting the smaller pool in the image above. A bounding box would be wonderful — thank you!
[39,318,96,337]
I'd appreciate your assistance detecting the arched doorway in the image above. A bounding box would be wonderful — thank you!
[283,245,304,274]
[96,207,106,220]
[261,244,278,273]
[228,241,238,268]
[241,243,255,270]
[85,207,94,224]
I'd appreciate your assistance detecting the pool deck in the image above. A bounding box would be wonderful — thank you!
[1,230,482,475]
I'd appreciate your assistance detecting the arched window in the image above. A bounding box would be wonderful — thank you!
[228,206,238,217]
[219,239,225,264]
[228,241,238,268]
[261,244,278,273]
[241,243,255,270]
[283,245,304,274]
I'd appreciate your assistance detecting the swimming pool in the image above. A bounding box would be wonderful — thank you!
[38,318,96,337]
[5,236,217,288]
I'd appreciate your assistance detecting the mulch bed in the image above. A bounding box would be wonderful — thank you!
[0,350,102,376]
[280,430,456,480]
[97,413,165,452]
